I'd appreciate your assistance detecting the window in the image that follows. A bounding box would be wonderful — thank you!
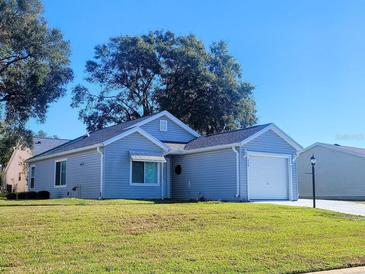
[55,160,67,187]
[30,166,35,188]
[160,119,167,132]
[18,172,22,181]
[131,161,159,185]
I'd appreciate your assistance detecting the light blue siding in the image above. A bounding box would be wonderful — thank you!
[243,129,297,154]
[240,129,298,201]
[141,115,196,143]
[31,149,100,199]
[103,132,167,199]
[172,148,239,201]
[172,129,298,202]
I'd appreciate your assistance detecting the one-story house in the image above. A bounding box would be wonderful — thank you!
[298,142,365,200]
[27,111,302,201]
[3,137,69,192]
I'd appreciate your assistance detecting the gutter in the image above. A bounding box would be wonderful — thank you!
[168,143,241,155]
[97,146,104,199]
[27,143,103,162]
[232,146,240,198]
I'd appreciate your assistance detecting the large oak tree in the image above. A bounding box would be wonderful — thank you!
[0,0,73,166]
[72,31,256,134]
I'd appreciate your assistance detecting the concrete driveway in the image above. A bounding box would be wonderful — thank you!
[254,199,365,216]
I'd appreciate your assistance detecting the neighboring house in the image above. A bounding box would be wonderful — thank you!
[298,143,365,200]
[4,137,69,192]
[27,111,302,201]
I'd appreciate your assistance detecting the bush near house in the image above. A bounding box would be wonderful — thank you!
[5,191,50,200]
[37,191,50,200]
[5,192,16,200]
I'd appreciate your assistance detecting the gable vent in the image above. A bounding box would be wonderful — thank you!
[160,120,167,132]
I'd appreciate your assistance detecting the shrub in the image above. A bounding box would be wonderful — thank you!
[17,192,27,200]
[37,191,50,200]
[6,192,16,200]
[27,191,38,199]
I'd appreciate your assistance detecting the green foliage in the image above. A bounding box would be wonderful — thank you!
[72,31,256,133]
[0,200,364,273]
[0,122,32,167]
[33,130,58,139]
[0,0,73,164]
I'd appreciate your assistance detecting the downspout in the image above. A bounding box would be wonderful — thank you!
[232,146,240,198]
[97,146,104,199]
[161,162,164,200]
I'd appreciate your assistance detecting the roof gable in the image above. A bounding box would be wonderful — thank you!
[126,111,200,138]
[28,113,184,161]
[185,124,271,150]
[178,123,301,154]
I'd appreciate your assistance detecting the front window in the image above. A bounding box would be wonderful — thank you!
[131,161,159,185]
[30,166,35,188]
[55,160,67,187]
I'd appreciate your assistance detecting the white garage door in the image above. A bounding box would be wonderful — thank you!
[248,154,289,200]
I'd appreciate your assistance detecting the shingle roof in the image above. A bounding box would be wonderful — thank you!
[33,114,155,158]
[32,137,70,156]
[335,145,365,156]
[317,143,365,157]
[184,124,272,150]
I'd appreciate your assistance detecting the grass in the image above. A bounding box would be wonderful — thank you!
[0,199,364,273]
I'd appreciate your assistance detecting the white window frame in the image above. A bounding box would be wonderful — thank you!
[54,159,67,188]
[129,160,160,186]
[29,165,36,189]
[160,119,168,132]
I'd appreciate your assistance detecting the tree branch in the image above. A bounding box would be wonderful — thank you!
[0,54,32,74]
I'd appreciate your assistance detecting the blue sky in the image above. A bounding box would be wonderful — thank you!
[28,0,365,147]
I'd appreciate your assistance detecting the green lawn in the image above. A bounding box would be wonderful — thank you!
[0,199,364,273]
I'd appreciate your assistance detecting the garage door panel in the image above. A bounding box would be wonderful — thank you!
[248,155,289,200]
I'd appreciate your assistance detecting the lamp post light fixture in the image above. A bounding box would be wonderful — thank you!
[310,155,316,208]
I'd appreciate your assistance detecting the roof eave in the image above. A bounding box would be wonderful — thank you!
[27,143,103,163]
[167,143,241,155]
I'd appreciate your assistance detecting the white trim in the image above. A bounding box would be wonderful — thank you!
[288,155,293,200]
[103,127,169,152]
[129,159,161,186]
[246,151,292,158]
[246,151,292,201]
[97,146,104,199]
[161,162,164,200]
[299,142,365,159]
[232,146,240,198]
[28,144,101,162]
[169,143,241,155]
[54,158,67,188]
[125,111,200,137]
[240,124,302,151]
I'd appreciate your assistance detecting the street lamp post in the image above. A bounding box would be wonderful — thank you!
[310,155,316,208]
